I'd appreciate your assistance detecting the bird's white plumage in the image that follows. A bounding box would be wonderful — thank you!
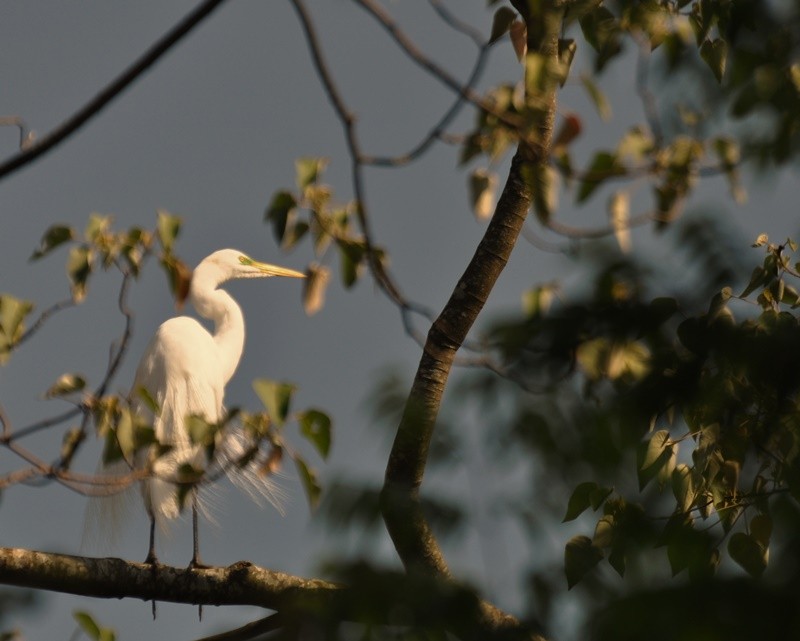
[117,249,304,557]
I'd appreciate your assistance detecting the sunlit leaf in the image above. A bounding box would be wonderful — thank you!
[0,294,34,364]
[67,246,93,302]
[253,379,296,426]
[469,169,498,221]
[593,514,614,548]
[73,612,102,640]
[303,262,330,316]
[522,282,558,318]
[185,415,218,447]
[642,430,671,470]
[558,39,577,85]
[296,157,328,191]
[608,191,630,253]
[45,373,86,398]
[156,210,182,253]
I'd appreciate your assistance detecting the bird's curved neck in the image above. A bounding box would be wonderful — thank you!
[190,285,244,385]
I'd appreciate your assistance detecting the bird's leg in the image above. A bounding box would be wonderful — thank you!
[144,513,158,619]
[188,489,209,569]
[145,514,158,565]
[188,488,207,621]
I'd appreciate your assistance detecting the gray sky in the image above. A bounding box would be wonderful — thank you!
[1,2,796,640]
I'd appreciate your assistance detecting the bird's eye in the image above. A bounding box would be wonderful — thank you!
[239,256,253,266]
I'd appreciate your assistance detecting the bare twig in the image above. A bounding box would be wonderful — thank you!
[193,613,283,641]
[362,43,491,167]
[0,0,229,184]
[352,0,524,131]
[427,0,485,46]
[12,298,75,352]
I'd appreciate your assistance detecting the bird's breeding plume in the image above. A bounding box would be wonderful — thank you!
[107,249,305,567]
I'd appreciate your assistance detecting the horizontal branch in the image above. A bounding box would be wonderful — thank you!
[0,547,336,609]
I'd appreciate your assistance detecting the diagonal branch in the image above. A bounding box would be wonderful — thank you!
[0,0,229,184]
[380,1,564,637]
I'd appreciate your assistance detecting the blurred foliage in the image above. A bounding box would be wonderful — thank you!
[439,218,800,637]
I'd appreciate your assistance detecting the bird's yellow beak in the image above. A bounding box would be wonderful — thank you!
[248,257,306,279]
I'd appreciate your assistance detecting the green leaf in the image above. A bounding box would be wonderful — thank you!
[672,463,695,513]
[253,379,296,426]
[73,611,101,640]
[84,214,112,243]
[642,429,671,470]
[489,6,517,43]
[31,225,75,260]
[45,373,86,398]
[740,265,770,298]
[577,151,624,203]
[338,240,365,289]
[565,535,603,588]
[185,415,218,447]
[294,456,322,511]
[0,294,34,363]
[296,157,328,191]
[522,282,558,318]
[700,38,728,83]
[298,409,332,459]
[563,482,598,522]
[580,73,611,121]
[728,532,767,577]
[67,246,93,302]
[156,210,182,253]
[73,611,115,641]
[265,191,298,245]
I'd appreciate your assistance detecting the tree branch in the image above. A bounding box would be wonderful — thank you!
[0,548,336,609]
[380,0,564,637]
[0,0,229,184]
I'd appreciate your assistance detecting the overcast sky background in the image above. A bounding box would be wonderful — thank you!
[1,2,798,640]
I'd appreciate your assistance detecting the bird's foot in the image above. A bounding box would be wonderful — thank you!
[143,553,159,619]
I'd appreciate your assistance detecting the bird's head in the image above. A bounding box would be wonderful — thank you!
[194,249,306,290]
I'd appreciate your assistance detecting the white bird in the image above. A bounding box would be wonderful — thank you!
[127,249,305,567]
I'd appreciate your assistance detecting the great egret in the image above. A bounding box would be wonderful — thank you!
[127,248,305,567]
